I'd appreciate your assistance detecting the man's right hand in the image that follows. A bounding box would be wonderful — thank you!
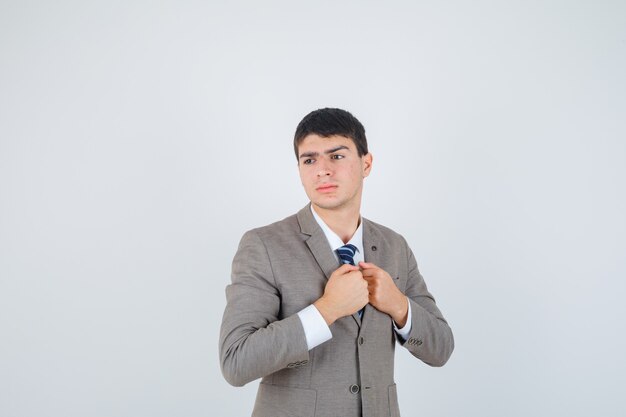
[313,264,369,326]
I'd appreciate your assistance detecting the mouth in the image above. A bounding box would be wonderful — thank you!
[316,184,338,193]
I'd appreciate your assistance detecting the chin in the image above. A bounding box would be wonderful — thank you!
[312,199,345,210]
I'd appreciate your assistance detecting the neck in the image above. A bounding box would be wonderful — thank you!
[312,202,361,244]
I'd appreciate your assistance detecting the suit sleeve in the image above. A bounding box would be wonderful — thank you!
[399,239,454,366]
[219,230,310,387]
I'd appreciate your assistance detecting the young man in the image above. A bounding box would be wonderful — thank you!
[219,108,454,417]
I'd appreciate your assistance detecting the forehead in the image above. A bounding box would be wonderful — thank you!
[298,134,356,152]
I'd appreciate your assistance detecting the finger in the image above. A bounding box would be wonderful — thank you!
[360,268,378,277]
[336,263,360,274]
[345,270,364,280]
[358,261,379,270]
[363,276,380,286]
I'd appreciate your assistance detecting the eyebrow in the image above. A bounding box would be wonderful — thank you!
[299,145,350,159]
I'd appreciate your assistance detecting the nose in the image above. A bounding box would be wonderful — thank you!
[316,160,332,177]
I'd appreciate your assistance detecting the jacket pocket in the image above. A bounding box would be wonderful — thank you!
[388,383,401,417]
[253,383,317,417]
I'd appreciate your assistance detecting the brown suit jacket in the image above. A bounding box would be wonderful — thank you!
[219,204,454,417]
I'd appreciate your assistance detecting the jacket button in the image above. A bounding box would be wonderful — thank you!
[371,246,377,251]
[349,384,360,394]
[359,336,364,345]
[417,340,423,346]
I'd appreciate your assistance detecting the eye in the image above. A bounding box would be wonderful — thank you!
[330,154,344,160]
[303,158,314,165]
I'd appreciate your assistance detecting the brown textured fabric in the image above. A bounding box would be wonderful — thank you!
[219,204,454,417]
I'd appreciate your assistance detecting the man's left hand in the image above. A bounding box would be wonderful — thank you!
[359,261,409,328]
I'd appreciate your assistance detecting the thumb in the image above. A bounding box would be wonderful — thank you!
[337,263,360,273]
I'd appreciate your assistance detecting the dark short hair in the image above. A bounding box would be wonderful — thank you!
[293,108,368,159]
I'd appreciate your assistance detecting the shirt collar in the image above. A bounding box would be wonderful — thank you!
[310,205,363,254]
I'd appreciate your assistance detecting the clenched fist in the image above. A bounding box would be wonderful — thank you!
[359,261,409,327]
[314,264,369,325]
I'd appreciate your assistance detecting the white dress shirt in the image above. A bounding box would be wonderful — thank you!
[297,205,412,350]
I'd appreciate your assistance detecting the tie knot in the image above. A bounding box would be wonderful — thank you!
[336,244,357,266]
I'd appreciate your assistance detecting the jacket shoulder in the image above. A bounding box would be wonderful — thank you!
[240,212,302,245]
[363,217,407,243]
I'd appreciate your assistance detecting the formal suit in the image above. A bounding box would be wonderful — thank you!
[219,204,454,417]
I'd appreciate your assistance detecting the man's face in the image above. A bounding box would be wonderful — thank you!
[297,134,372,212]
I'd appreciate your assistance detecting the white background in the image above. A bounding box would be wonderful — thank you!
[1,1,625,416]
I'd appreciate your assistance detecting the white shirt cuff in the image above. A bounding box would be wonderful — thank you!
[393,298,412,342]
[297,304,333,350]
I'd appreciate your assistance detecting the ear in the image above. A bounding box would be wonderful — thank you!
[362,153,373,178]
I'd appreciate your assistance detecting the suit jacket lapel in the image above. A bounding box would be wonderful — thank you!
[297,204,363,327]
[297,204,340,281]
[360,218,384,332]
[363,218,384,272]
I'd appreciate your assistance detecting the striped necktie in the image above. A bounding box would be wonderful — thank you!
[336,244,357,266]
[336,244,364,317]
